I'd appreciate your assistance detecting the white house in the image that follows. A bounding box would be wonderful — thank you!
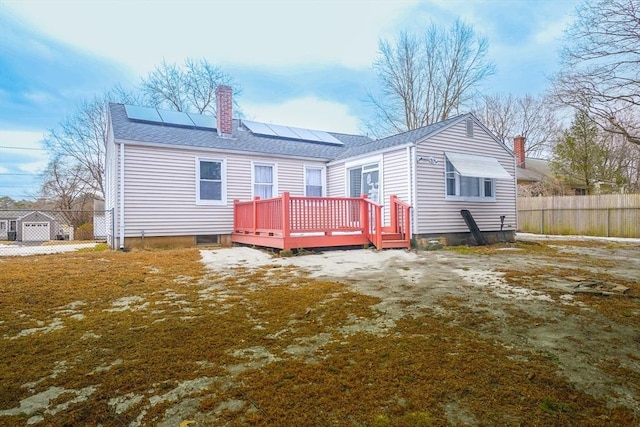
[105,86,516,249]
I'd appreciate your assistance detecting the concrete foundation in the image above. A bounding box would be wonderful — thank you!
[414,230,515,248]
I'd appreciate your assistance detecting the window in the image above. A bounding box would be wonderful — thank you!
[446,159,495,200]
[348,162,380,202]
[253,163,275,199]
[0,221,5,230]
[305,166,324,196]
[197,158,226,204]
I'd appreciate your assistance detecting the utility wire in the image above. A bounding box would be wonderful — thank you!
[0,145,47,151]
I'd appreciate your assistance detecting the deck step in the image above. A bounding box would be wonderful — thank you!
[380,239,410,249]
[381,232,403,240]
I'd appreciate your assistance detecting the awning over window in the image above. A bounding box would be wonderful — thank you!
[445,152,512,180]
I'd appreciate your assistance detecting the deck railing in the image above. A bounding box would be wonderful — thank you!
[233,192,409,250]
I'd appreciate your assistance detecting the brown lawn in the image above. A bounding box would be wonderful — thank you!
[0,240,638,426]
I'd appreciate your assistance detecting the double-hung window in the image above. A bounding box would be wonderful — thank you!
[197,158,226,204]
[253,163,276,199]
[305,166,324,196]
[445,152,511,201]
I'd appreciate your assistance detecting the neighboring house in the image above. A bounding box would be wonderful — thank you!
[106,86,517,249]
[0,211,61,242]
[513,136,589,196]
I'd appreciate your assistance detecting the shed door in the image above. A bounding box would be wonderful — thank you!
[23,222,50,241]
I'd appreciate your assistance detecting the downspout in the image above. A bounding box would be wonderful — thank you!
[119,142,125,249]
[410,145,418,238]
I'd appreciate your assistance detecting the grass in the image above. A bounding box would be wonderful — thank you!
[0,247,637,426]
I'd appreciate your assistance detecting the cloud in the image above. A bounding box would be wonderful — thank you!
[4,0,418,75]
[243,97,360,134]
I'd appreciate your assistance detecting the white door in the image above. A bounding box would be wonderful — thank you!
[23,222,50,241]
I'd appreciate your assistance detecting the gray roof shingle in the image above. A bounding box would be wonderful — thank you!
[109,104,471,162]
[110,103,372,160]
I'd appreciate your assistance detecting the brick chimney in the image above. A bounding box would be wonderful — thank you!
[216,85,233,137]
[514,136,525,168]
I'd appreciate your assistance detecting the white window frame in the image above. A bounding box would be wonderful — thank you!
[304,165,326,197]
[445,158,496,202]
[0,220,6,231]
[252,161,278,199]
[196,157,227,205]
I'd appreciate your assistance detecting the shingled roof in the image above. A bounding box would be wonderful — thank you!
[109,103,471,162]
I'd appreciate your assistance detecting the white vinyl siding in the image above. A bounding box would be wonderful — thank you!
[111,143,324,238]
[414,118,516,234]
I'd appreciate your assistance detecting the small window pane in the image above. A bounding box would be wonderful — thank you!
[349,168,362,197]
[200,181,221,200]
[254,165,273,184]
[201,161,221,180]
[484,179,493,197]
[461,176,480,197]
[255,184,272,199]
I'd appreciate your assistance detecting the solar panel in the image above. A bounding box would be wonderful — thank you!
[124,105,162,123]
[187,112,217,130]
[288,126,319,141]
[243,119,343,145]
[266,123,301,139]
[157,109,196,127]
[243,120,277,136]
[309,129,343,145]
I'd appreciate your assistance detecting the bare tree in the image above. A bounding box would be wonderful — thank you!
[367,20,495,137]
[552,0,640,145]
[140,58,240,115]
[43,87,139,198]
[40,156,93,227]
[473,93,562,158]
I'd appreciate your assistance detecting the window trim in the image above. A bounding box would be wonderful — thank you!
[445,157,496,202]
[304,165,326,197]
[251,161,278,199]
[196,157,227,205]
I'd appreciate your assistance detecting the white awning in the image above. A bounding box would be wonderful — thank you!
[445,152,512,180]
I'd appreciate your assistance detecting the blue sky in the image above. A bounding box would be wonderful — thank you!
[0,0,580,200]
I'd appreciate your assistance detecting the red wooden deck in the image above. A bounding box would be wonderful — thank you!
[232,192,411,250]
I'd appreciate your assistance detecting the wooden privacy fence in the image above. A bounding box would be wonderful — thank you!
[517,194,640,238]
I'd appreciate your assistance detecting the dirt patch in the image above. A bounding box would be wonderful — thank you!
[1,241,638,425]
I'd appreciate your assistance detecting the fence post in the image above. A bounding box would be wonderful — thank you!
[252,196,260,235]
[360,195,369,241]
[282,192,291,248]
[390,195,398,233]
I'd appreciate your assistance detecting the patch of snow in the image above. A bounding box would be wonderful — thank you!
[105,296,146,312]
[453,268,554,302]
[149,377,216,407]
[10,318,64,339]
[109,393,144,414]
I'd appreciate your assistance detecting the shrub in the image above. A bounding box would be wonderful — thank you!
[75,222,94,241]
